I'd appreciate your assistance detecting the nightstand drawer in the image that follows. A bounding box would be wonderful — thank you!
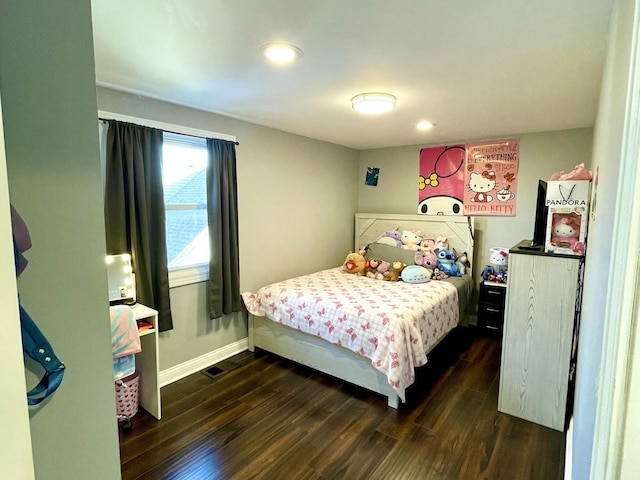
[479,283,506,307]
[478,304,504,325]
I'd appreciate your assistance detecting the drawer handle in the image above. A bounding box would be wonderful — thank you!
[487,291,502,295]
[486,307,500,313]
[485,325,500,330]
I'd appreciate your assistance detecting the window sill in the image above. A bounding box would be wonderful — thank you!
[169,264,209,288]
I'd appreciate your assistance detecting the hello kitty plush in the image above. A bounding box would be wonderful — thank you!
[551,216,580,249]
[400,229,423,251]
[469,171,496,203]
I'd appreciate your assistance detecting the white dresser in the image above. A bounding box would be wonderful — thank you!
[498,241,582,431]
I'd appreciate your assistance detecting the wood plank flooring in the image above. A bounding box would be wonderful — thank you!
[119,328,565,480]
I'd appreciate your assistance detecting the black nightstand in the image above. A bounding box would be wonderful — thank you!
[478,281,507,334]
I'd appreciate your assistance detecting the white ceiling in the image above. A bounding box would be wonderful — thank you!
[91,0,614,150]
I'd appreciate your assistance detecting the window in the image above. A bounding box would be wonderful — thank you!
[162,132,209,286]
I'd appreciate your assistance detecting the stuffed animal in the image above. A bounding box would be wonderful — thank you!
[342,252,366,275]
[419,237,436,251]
[400,230,423,251]
[431,267,445,280]
[456,251,471,275]
[415,249,438,270]
[437,248,461,277]
[387,261,406,281]
[375,260,391,280]
[433,236,449,252]
[364,257,379,277]
[551,215,580,249]
[375,230,403,247]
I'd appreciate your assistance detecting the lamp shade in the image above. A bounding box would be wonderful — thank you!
[351,92,396,114]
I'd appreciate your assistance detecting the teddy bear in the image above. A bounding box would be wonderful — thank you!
[342,252,366,275]
[375,260,391,280]
[400,230,423,251]
[365,257,380,278]
[387,261,406,281]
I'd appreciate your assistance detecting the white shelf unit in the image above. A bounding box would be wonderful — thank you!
[130,303,161,419]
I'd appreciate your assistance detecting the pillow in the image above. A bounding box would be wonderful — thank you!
[365,243,418,266]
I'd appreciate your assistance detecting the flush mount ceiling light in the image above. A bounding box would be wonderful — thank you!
[416,121,436,131]
[351,92,396,114]
[261,43,303,63]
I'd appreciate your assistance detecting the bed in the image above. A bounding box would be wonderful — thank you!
[242,213,475,408]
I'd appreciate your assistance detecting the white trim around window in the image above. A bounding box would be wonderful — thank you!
[168,263,209,288]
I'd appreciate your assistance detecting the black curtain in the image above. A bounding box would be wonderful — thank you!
[206,138,241,318]
[104,120,173,331]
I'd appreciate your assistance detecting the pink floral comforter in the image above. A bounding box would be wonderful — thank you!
[241,268,460,402]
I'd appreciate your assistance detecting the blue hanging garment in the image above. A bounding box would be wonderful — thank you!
[11,205,65,405]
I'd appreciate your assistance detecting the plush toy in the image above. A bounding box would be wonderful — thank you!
[375,230,403,247]
[433,236,449,252]
[437,248,461,277]
[414,249,438,270]
[400,230,423,251]
[489,248,509,271]
[431,267,445,280]
[375,260,391,280]
[419,237,436,251]
[456,251,471,275]
[481,265,508,284]
[401,265,431,283]
[342,252,366,275]
[551,215,580,250]
[387,261,406,281]
[365,257,380,277]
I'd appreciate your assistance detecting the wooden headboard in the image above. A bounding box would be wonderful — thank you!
[355,213,475,275]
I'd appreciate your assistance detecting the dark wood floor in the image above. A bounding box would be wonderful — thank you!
[119,328,565,480]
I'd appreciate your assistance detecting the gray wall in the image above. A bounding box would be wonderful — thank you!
[572,0,635,477]
[357,128,593,288]
[97,87,360,371]
[0,1,120,479]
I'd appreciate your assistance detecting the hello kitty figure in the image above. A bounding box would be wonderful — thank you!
[489,247,509,273]
[469,171,496,203]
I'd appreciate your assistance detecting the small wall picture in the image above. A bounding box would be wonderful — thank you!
[365,167,380,186]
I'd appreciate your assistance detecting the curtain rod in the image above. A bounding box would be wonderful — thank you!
[99,117,240,145]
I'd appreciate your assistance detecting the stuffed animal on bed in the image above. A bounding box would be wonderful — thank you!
[415,249,438,270]
[436,248,461,277]
[342,252,366,275]
[388,261,406,281]
[365,257,380,278]
[455,251,471,275]
[375,230,403,247]
[400,230,423,251]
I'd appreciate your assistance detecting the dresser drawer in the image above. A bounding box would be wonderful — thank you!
[479,283,506,307]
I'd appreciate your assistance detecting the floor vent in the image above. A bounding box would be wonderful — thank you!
[202,366,225,380]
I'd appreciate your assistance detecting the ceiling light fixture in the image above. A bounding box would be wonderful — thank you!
[261,43,303,63]
[416,121,436,130]
[351,92,396,114]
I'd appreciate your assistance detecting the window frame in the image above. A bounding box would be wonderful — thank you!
[98,111,236,289]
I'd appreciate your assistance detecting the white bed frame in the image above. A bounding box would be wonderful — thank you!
[248,213,475,408]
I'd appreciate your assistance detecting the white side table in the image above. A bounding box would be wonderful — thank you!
[131,303,161,419]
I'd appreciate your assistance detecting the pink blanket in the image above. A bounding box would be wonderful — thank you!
[242,268,460,402]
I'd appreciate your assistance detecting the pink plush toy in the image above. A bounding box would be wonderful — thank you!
[551,214,581,249]
[414,249,438,270]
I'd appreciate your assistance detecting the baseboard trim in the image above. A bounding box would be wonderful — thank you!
[159,338,249,387]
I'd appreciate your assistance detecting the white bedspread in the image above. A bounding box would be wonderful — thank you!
[242,267,460,402]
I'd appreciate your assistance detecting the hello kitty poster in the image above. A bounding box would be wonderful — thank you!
[463,138,519,216]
